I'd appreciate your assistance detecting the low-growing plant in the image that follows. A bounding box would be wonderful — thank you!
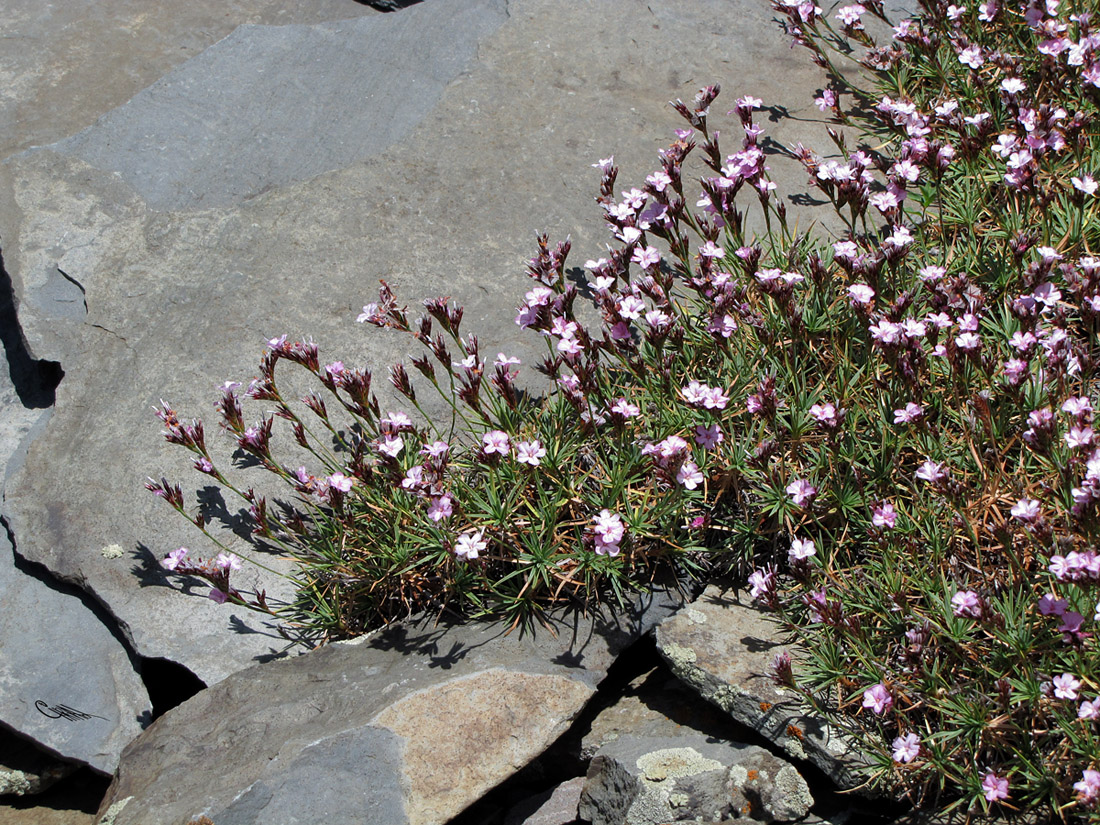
[151,0,1100,819]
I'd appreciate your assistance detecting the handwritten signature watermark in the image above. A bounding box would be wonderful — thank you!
[35,701,107,722]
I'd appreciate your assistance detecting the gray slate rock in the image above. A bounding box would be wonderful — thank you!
[579,733,812,825]
[97,592,682,825]
[0,532,151,776]
[580,666,743,762]
[56,0,509,212]
[0,0,837,687]
[504,777,586,825]
[656,585,872,793]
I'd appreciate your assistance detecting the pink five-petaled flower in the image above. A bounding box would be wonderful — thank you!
[952,590,982,619]
[915,459,946,483]
[1075,769,1100,807]
[982,772,1009,803]
[894,402,924,424]
[427,495,453,522]
[482,430,511,456]
[958,45,984,68]
[1038,593,1067,616]
[162,547,189,571]
[515,440,547,466]
[892,733,921,763]
[1066,426,1095,449]
[378,435,404,458]
[695,423,723,449]
[215,552,241,571]
[699,241,725,259]
[327,472,354,493]
[1079,698,1100,720]
[862,683,893,715]
[1011,498,1040,521]
[611,398,641,419]
[809,401,840,428]
[593,509,626,556]
[677,462,705,490]
[786,479,817,508]
[748,567,775,601]
[872,501,897,529]
[454,529,487,561]
[1053,673,1082,700]
[788,537,816,562]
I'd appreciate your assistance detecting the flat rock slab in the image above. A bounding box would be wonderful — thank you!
[580,666,743,762]
[0,533,151,776]
[98,593,682,825]
[655,585,871,793]
[579,732,812,825]
[504,776,586,825]
[1,0,836,687]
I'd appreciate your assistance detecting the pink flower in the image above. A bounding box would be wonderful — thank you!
[862,683,893,715]
[1075,769,1100,807]
[421,440,450,459]
[786,479,817,508]
[809,401,841,428]
[610,398,641,419]
[1073,175,1098,196]
[748,567,775,601]
[1053,673,1082,700]
[788,537,817,562]
[215,552,241,571]
[695,424,724,449]
[1066,426,1094,449]
[677,462,705,490]
[699,241,725,259]
[162,547,189,571]
[632,245,661,269]
[1079,698,1100,720]
[454,529,487,561]
[400,466,424,490]
[378,435,404,458]
[915,460,947,483]
[327,472,354,493]
[892,733,920,763]
[482,430,511,456]
[848,284,875,305]
[208,588,229,605]
[958,45,984,68]
[872,501,897,529]
[516,440,547,466]
[955,332,981,351]
[982,772,1009,803]
[1011,498,1040,521]
[952,590,982,618]
[593,509,626,556]
[1038,593,1067,616]
[894,402,924,424]
[427,495,453,522]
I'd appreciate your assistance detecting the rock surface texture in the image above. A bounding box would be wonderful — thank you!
[579,732,813,825]
[0,533,151,777]
[97,593,681,825]
[656,585,871,792]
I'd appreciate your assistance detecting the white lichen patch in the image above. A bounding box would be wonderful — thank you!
[100,543,124,559]
[684,607,707,624]
[637,747,722,782]
[96,796,132,825]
